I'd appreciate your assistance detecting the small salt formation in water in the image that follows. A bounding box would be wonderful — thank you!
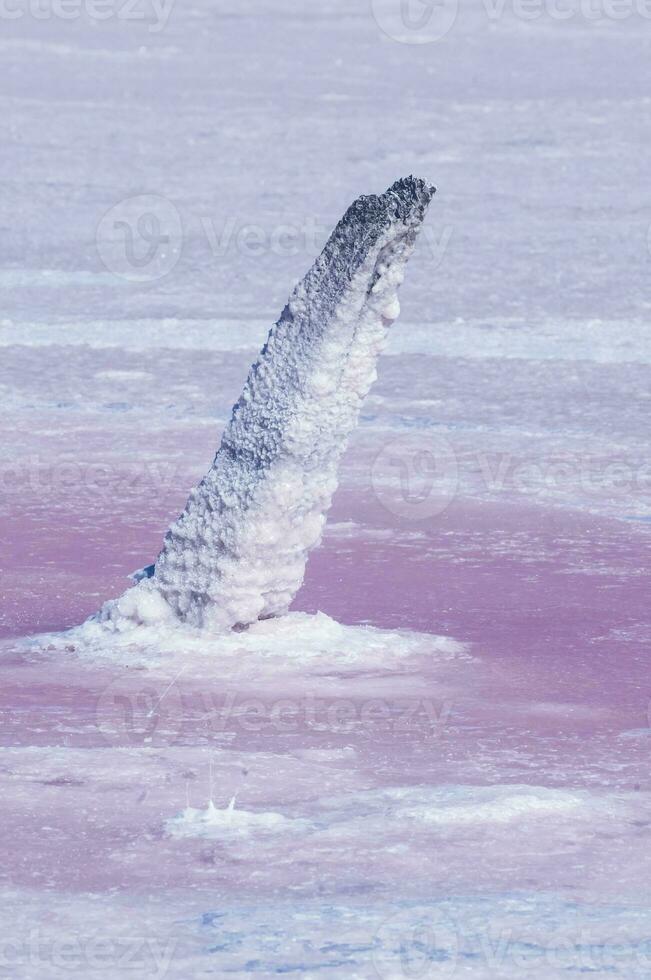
[166,796,308,839]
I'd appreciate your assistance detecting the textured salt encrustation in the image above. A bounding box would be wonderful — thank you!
[165,797,311,840]
[33,609,468,679]
[97,176,435,631]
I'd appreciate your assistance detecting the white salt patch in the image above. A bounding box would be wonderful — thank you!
[396,785,585,825]
[166,797,308,839]
[165,785,595,844]
[313,784,606,837]
[94,369,154,382]
[30,610,468,677]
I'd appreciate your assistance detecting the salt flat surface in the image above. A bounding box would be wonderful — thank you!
[1,0,651,976]
[4,314,651,364]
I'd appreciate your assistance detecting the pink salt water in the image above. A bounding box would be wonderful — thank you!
[1,338,650,977]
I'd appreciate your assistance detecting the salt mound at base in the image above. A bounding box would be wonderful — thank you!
[28,610,470,679]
